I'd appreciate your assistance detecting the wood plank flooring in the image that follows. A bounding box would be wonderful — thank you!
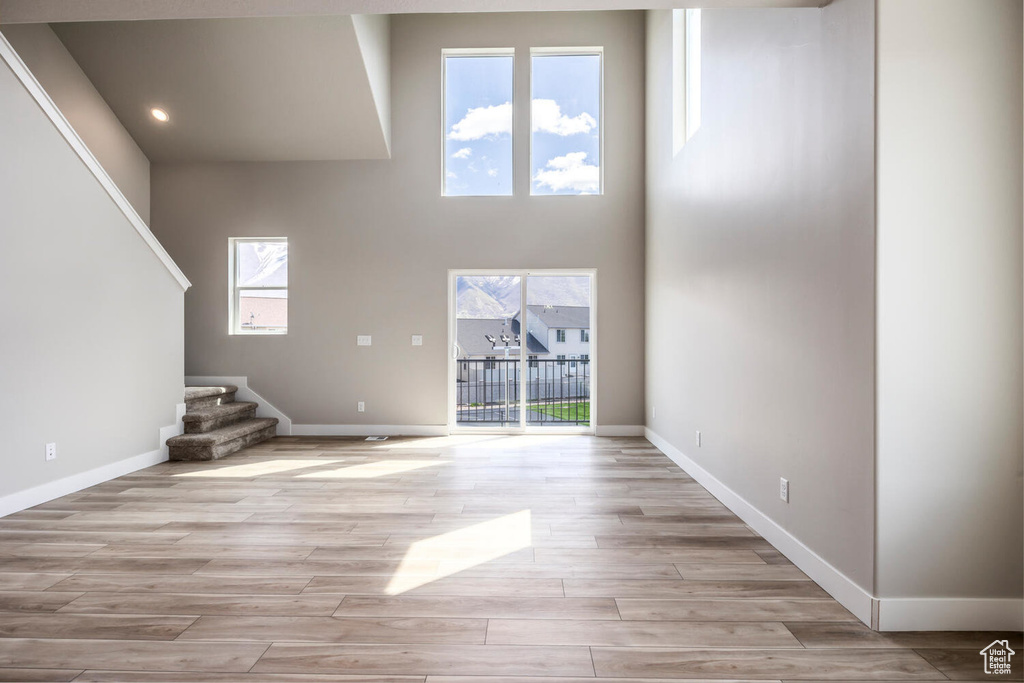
[0,435,1018,681]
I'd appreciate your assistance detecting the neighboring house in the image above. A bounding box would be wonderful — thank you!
[456,306,590,381]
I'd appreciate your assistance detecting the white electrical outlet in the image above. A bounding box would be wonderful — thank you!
[357,401,365,413]
[780,477,790,503]
[695,430,701,447]
[357,335,372,346]
[45,443,56,461]
[411,335,423,346]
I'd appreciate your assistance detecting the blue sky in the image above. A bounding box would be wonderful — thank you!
[444,53,601,196]
[444,55,514,196]
[531,54,601,195]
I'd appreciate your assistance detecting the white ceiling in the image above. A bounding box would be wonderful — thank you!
[2,0,827,23]
[50,16,391,162]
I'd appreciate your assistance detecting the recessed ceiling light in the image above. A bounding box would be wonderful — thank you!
[150,108,169,123]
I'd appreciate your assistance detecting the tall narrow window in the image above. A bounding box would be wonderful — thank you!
[686,9,702,141]
[229,238,288,335]
[443,49,514,196]
[673,9,702,153]
[531,49,602,195]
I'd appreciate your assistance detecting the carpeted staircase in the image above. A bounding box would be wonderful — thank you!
[166,385,278,461]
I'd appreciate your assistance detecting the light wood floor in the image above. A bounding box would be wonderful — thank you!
[0,435,1017,681]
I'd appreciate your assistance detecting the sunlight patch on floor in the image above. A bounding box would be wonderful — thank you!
[385,510,533,595]
[378,434,581,451]
[296,459,449,479]
[174,459,342,478]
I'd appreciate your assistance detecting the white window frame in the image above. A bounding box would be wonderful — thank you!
[228,237,288,336]
[448,268,597,436]
[556,329,566,343]
[441,48,515,198]
[581,329,590,342]
[673,9,702,155]
[529,46,605,196]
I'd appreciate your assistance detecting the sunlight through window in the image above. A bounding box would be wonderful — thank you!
[296,459,447,479]
[385,510,533,594]
[174,459,340,478]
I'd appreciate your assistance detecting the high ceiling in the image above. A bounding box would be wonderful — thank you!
[50,15,391,162]
[0,0,827,23]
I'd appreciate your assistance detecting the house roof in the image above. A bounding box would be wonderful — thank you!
[527,305,590,329]
[457,317,547,356]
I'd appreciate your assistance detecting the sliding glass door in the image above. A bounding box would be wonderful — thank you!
[449,270,595,434]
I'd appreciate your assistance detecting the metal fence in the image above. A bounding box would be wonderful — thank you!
[455,358,590,426]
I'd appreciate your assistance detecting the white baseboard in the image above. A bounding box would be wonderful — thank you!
[875,597,1023,632]
[645,427,876,627]
[596,425,645,437]
[291,424,449,437]
[157,403,187,460]
[0,441,171,519]
[185,375,292,435]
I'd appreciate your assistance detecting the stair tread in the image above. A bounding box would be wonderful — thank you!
[168,417,278,445]
[184,385,238,401]
[182,401,257,422]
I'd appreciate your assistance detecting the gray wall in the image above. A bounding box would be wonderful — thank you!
[151,11,646,428]
[1,23,152,223]
[0,54,183,500]
[875,0,1023,601]
[644,0,877,590]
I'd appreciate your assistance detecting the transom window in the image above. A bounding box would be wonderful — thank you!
[443,49,514,197]
[531,49,603,195]
[229,238,288,335]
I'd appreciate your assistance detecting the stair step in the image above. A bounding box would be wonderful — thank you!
[167,417,278,461]
[185,385,237,411]
[182,401,258,434]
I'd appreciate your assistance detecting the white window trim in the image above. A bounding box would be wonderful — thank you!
[529,46,605,196]
[556,329,566,343]
[228,237,288,336]
[441,47,515,198]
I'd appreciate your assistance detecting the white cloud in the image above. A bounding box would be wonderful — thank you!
[446,171,457,179]
[487,168,498,177]
[533,152,600,194]
[448,103,512,141]
[532,99,597,136]
[452,147,473,159]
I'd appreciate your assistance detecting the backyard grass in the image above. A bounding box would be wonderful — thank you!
[531,401,590,422]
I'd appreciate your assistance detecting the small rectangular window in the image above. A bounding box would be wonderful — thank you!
[443,49,514,196]
[580,329,590,342]
[556,329,566,343]
[485,355,497,370]
[229,238,287,335]
[531,49,603,195]
[529,355,538,368]
[557,354,566,366]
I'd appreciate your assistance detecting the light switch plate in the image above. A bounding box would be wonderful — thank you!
[411,335,423,346]
[357,335,372,346]
[45,443,56,461]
